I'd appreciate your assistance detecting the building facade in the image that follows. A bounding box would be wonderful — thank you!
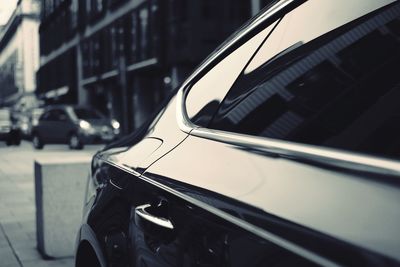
[0,0,41,108]
[37,0,271,134]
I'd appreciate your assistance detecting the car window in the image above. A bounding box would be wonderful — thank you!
[74,108,103,120]
[42,109,68,121]
[184,20,279,126]
[56,110,69,121]
[39,111,51,121]
[210,0,400,160]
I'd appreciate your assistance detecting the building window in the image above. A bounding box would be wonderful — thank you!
[86,0,91,16]
[82,41,90,78]
[129,12,138,63]
[88,0,104,20]
[45,0,54,16]
[110,26,118,68]
[70,0,78,30]
[117,21,125,55]
[94,0,103,13]
[139,6,150,60]
[93,35,101,74]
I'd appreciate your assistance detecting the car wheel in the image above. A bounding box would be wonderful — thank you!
[12,131,21,146]
[69,133,83,150]
[13,137,21,146]
[32,133,44,149]
[6,137,12,146]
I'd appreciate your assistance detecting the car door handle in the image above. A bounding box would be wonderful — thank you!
[135,204,174,230]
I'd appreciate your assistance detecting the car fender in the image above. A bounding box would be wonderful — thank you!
[76,223,107,267]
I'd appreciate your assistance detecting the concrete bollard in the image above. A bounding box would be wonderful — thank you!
[34,155,91,258]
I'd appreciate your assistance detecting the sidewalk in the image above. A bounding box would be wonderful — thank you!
[0,141,102,267]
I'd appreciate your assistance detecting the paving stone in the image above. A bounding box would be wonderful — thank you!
[6,231,32,244]
[1,222,22,233]
[20,260,54,267]
[18,221,36,233]
[49,258,74,267]
[3,263,20,267]
[14,246,42,261]
[0,245,20,266]
[0,237,10,247]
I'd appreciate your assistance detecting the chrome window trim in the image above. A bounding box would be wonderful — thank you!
[176,0,298,134]
[191,127,400,177]
[175,0,400,178]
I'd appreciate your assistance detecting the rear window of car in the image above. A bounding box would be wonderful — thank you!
[209,0,400,160]
[74,108,104,120]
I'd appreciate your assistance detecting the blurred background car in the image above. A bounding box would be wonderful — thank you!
[16,114,30,139]
[31,105,120,149]
[0,108,21,146]
[22,107,45,139]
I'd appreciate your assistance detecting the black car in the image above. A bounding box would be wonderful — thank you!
[32,105,120,149]
[75,1,400,266]
[0,108,21,146]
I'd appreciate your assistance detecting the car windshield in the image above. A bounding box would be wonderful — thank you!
[74,108,104,120]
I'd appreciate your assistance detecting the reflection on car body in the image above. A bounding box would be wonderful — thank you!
[75,1,400,267]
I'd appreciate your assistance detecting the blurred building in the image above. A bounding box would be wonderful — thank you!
[0,0,41,108]
[37,0,272,133]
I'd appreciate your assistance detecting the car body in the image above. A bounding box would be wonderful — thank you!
[31,105,120,149]
[75,0,400,266]
[25,107,45,138]
[17,107,45,139]
[0,108,21,146]
[17,115,30,138]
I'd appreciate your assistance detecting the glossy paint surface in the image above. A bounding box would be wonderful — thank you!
[75,1,400,266]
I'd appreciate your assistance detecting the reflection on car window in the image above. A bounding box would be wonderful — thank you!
[39,111,50,121]
[47,111,58,121]
[211,1,400,160]
[74,108,103,120]
[185,20,279,126]
[245,0,395,74]
[49,110,67,121]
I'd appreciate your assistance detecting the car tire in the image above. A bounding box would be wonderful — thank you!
[32,133,44,149]
[12,130,21,146]
[13,137,21,146]
[69,133,83,150]
[6,136,12,146]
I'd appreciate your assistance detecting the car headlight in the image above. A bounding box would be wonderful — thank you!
[111,119,120,129]
[79,120,91,130]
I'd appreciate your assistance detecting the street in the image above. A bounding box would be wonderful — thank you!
[0,141,103,267]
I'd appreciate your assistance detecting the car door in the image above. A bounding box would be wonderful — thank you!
[47,108,75,143]
[54,109,75,142]
[140,0,400,266]
[37,110,56,142]
[85,14,281,266]
[86,1,400,266]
